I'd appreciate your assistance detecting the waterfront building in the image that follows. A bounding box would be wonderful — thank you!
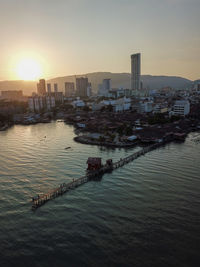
[37,79,46,95]
[28,97,35,112]
[28,95,55,112]
[47,83,51,94]
[54,92,64,104]
[173,100,190,116]
[46,96,56,110]
[76,77,89,97]
[65,82,75,97]
[131,53,141,91]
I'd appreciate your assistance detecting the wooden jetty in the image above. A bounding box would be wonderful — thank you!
[31,142,162,210]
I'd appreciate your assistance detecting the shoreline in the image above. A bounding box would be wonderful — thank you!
[74,136,139,148]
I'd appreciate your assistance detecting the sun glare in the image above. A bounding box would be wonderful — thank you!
[16,58,42,80]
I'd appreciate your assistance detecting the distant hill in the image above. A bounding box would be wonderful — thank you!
[0,72,195,96]
[0,80,36,96]
[48,72,193,92]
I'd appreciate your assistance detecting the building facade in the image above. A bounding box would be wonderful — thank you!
[54,83,58,93]
[76,77,89,97]
[173,100,190,116]
[47,83,51,94]
[65,82,75,97]
[98,79,111,97]
[37,79,46,95]
[131,53,141,91]
[28,95,55,112]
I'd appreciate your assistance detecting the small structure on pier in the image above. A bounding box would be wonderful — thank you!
[106,159,113,166]
[87,157,102,171]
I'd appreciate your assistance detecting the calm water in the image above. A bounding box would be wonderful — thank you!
[0,122,200,267]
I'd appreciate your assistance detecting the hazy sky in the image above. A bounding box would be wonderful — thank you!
[0,0,200,81]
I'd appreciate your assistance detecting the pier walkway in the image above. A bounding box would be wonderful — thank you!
[31,142,162,210]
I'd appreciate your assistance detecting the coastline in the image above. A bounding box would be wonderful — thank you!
[74,135,139,148]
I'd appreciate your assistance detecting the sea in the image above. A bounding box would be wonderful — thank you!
[0,121,199,267]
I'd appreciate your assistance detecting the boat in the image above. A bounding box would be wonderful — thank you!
[65,147,71,150]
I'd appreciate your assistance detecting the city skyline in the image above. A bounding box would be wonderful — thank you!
[0,0,200,81]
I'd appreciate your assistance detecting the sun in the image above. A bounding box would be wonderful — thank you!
[16,58,42,80]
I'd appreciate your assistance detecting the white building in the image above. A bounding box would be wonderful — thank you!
[139,101,153,113]
[98,79,111,97]
[173,100,190,116]
[113,97,131,112]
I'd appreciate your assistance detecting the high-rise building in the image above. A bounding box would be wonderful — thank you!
[47,83,51,94]
[102,79,111,91]
[131,53,141,91]
[65,82,75,97]
[98,79,111,97]
[37,79,46,95]
[76,77,89,97]
[54,83,58,93]
[87,82,92,97]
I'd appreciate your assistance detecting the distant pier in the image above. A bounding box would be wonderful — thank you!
[31,142,162,210]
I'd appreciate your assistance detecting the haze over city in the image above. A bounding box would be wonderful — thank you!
[0,0,200,81]
[1,1,200,267]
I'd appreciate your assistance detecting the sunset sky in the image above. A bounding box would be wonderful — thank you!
[0,0,199,81]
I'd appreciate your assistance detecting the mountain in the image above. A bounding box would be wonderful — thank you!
[48,72,193,92]
[0,72,195,96]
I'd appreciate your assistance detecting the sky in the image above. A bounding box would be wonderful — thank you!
[0,0,200,81]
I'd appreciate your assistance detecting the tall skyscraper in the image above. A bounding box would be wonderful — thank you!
[54,83,58,93]
[131,53,141,91]
[76,77,89,97]
[47,83,51,94]
[37,79,46,95]
[65,82,75,97]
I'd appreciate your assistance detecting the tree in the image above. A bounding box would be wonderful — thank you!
[83,106,90,112]
[125,126,133,136]
[117,125,124,136]
[107,104,113,112]
[99,136,106,142]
